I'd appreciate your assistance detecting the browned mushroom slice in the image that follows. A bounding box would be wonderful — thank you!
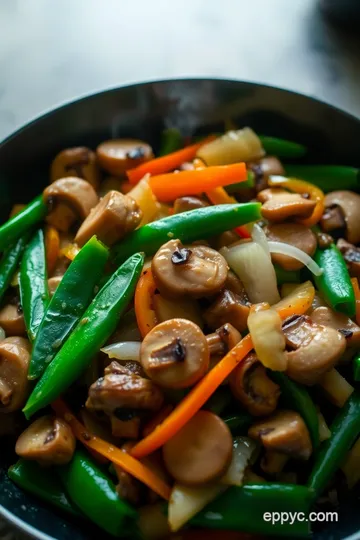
[248,156,285,192]
[206,323,242,356]
[96,139,154,175]
[224,270,250,299]
[152,239,228,298]
[116,466,144,505]
[0,304,26,336]
[0,337,30,412]
[140,319,209,389]
[265,223,317,271]
[110,413,141,439]
[229,352,280,416]
[15,415,75,465]
[322,191,360,244]
[50,147,101,189]
[337,238,360,280]
[248,410,312,460]
[48,275,63,297]
[43,177,99,232]
[213,230,240,250]
[261,450,289,476]
[173,196,208,214]
[163,410,233,485]
[86,361,163,413]
[316,231,334,249]
[259,188,316,223]
[75,190,142,247]
[204,289,249,333]
[311,306,360,349]
[282,315,346,385]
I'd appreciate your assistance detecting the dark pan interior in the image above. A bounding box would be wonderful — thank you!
[1,78,360,540]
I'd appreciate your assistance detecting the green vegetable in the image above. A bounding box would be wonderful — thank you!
[113,203,261,264]
[0,195,47,252]
[192,483,312,537]
[58,449,136,536]
[19,229,50,341]
[259,136,307,159]
[223,412,252,435]
[275,264,301,285]
[159,128,183,156]
[353,353,360,382]
[284,165,359,193]
[308,391,360,497]
[23,253,144,418]
[8,459,79,516]
[29,236,109,380]
[226,170,255,193]
[314,244,355,317]
[270,371,319,449]
[0,233,30,303]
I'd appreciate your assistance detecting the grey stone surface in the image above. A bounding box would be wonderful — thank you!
[0,0,360,143]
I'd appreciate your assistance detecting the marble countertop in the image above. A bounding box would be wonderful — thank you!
[0,0,360,143]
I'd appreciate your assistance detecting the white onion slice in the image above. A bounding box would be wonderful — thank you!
[268,241,323,277]
[101,341,141,361]
[251,223,270,258]
[221,436,258,486]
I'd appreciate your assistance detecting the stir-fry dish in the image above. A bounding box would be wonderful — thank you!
[2,126,360,538]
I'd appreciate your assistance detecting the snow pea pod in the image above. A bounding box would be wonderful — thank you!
[0,195,47,252]
[0,233,30,304]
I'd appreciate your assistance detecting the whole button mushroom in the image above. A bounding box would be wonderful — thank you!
[43,177,99,232]
[96,139,154,176]
[50,147,101,189]
[75,190,142,247]
[265,223,317,271]
[163,410,233,485]
[0,337,31,413]
[151,239,228,298]
[141,319,209,389]
[321,191,360,245]
[15,415,75,465]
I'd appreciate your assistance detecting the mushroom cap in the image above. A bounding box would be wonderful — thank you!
[152,239,228,298]
[96,139,154,175]
[311,306,360,349]
[50,146,101,189]
[140,318,209,389]
[15,415,75,465]
[260,191,316,223]
[324,191,360,244]
[43,177,99,220]
[0,337,30,413]
[265,223,317,271]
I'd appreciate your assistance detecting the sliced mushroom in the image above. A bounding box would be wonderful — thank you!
[96,139,154,175]
[48,275,63,297]
[86,361,164,413]
[265,223,317,271]
[43,177,99,232]
[316,231,334,250]
[213,230,240,250]
[163,410,233,485]
[0,304,26,336]
[337,238,360,280]
[248,156,285,192]
[259,188,316,223]
[110,413,141,439]
[311,306,360,349]
[248,410,312,460]
[224,270,250,299]
[206,323,242,356]
[45,203,77,233]
[173,196,208,214]
[0,337,31,412]
[229,352,280,416]
[116,465,144,505]
[15,415,75,465]
[152,239,228,298]
[140,319,209,389]
[261,450,289,476]
[203,289,249,333]
[75,190,142,247]
[50,147,101,189]
[322,191,360,244]
[282,315,346,385]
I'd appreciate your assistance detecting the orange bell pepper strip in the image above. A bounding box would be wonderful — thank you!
[127,136,216,184]
[44,226,60,275]
[130,281,314,459]
[149,162,247,202]
[51,399,171,501]
[134,268,158,338]
[269,176,325,227]
[351,277,360,326]
[59,243,80,261]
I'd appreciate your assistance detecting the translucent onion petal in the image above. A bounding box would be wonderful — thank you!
[268,241,323,277]
[251,223,270,258]
[221,436,258,486]
[101,341,141,361]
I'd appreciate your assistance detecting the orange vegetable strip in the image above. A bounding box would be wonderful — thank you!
[130,289,313,459]
[143,404,174,438]
[351,277,360,326]
[59,243,80,262]
[134,268,158,338]
[51,399,171,500]
[269,176,325,227]
[44,226,60,275]
[149,163,247,203]
[127,136,216,184]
